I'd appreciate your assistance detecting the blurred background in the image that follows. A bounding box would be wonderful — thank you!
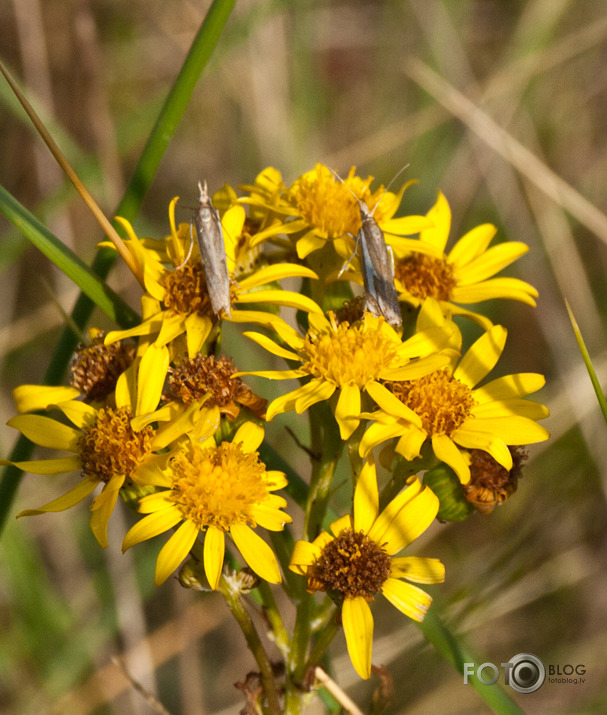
[1,0,607,712]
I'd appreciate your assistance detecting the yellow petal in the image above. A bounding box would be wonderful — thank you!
[204,525,225,589]
[329,514,352,536]
[233,421,265,452]
[252,500,291,531]
[238,289,322,315]
[121,505,182,550]
[89,474,124,548]
[296,231,326,258]
[359,420,403,458]
[13,385,80,413]
[136,344,169,416]
[230,523,281,583]
[335,384,361,440]
[155,519,199,585]
[242,331,302,361]
[381,215,433,236]
[342,596,373,680]
[353,455,379,533]
[104,315,163,345]
[381,577,432,622]
[447,223,497,266]
[432,433,470,484]
[366,381,421,426]
[289,539,323,574]
[389,556,445,584]
[454,325,506,388]
[155,313,187,347]
[294,380,336,414]
[472,398,549,421]
[185,313,213,358]
[456,241,529,283]
[238,263,318,289]
[55,400,98,429]
[7,415,80,451]
[452,277,537,305]
[419,191,450,253]
[473,373,545,402]
[395,425,427,461]
[115,364,136,410]
[379,486,438,554]
[17,475,98,516]
[7,455,81,474]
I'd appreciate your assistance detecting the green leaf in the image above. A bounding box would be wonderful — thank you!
[0,185,139,329]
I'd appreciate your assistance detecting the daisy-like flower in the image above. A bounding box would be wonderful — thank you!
[240,163,432,261]
[121,422,291,588]
[103,197,322,361]
[360,324,550,484]
[391,191,538,329]
[4,361,203,547]
[240,300,454,440]
[289,456,444,679]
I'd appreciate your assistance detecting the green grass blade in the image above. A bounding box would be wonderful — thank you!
[417,609,524,715]
[0,0,237,538]
[565,300,607,426]
[0,185,139,329]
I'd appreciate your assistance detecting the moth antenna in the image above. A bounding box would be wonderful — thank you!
[329,168,361,203]
[175,222,195,269]
[370,163,410,214]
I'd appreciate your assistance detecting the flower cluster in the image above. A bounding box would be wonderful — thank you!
[5,164,549,687]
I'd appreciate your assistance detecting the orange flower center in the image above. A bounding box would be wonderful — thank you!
[308,528,391,601]
[78,407,154,482]
[394,254,457,301]
[168,442,270,531]
[387,368,476,436]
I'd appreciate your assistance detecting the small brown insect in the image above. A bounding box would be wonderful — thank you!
[194,181,232,317]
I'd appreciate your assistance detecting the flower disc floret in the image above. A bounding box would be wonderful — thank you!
[394,254,457,302]
[303,315,399,387]
[387,369,476,436]
[308,529,391,600]
[168,442,268,531]
[78,406,154,482]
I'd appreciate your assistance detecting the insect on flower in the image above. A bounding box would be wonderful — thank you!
[331,169,403,331]
[194,180,232,317]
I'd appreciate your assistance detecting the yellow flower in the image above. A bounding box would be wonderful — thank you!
[240,164,432,261]
[103,197,321,361]
[391,191,538,329]
[122,422,291,588]
[289,456,444,679]
[240,301,454,440]
[360,324,550,484]
[4,363,202,547]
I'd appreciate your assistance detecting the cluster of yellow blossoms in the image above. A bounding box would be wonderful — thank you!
[5,163,549,682]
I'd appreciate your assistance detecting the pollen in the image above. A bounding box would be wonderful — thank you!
[162,262,214,316]
[303,313,399,386]
[308,529,391,601]
[168,355,267,419]
[387,369,476,436]
[287,166,385,238]
[70,331,135,400]
[168,441,270,531]
[78,407,154,482]
[394,254,457,301]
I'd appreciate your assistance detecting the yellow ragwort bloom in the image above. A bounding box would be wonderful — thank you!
[103,197,321,361]
[240,163,432,261]
[290,456,444,679]
[240,301,454,440]
[360,323,550,484]
[4,362,202,547]
[391,191,538,329]
[122,422,291,588]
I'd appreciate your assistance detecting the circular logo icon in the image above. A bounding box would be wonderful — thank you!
[507,653,546,693]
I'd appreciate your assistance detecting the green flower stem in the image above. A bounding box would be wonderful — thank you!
[304,401,343,542]
[257,580,290,660]
[416,608,524,715]
[289,589,315,684]
[302,608,338,675]
[0,0,237,540]
[379,448,438,509]
[218,574,282,715]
